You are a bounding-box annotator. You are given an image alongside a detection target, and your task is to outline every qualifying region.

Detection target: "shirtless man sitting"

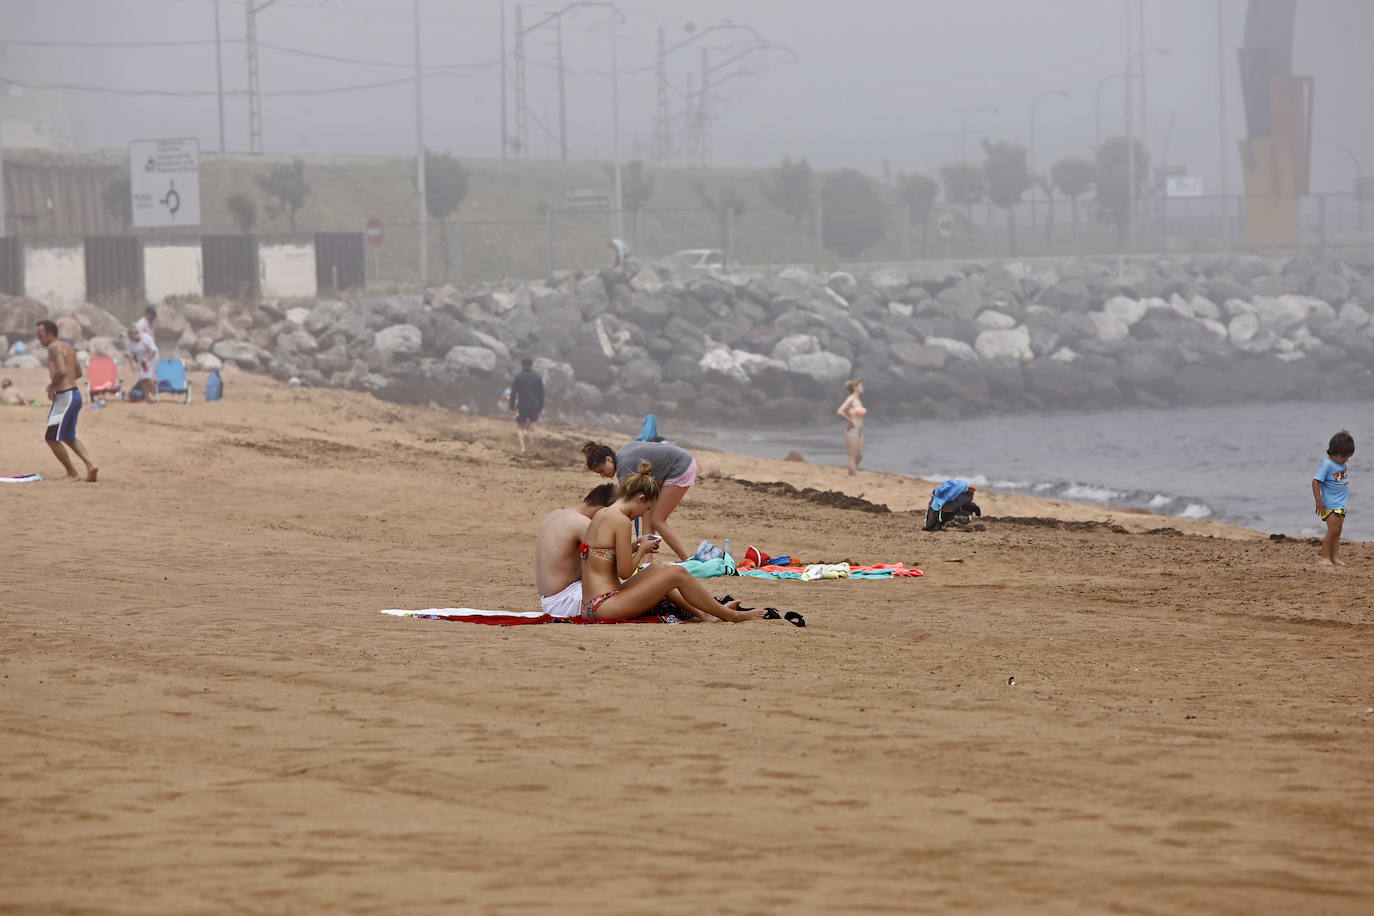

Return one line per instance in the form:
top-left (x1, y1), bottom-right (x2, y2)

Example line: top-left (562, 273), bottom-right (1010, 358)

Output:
top-left (37, 320), bottom-right (98, 482)
top-left (534, 483), bottom-right (618, 617)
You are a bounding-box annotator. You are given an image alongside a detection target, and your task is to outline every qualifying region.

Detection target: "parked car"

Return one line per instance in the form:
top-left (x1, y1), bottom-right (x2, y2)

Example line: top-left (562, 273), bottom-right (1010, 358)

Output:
top-left (666, 248), bottom-right (728, 271)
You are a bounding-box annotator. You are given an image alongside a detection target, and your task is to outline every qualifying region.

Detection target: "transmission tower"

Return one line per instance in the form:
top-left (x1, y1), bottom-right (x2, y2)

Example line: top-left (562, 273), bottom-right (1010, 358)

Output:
top-left (247, 4), bottom-right (262, 153)
top-left (514, 5), bottom-right (528, 157)
top-left (655, 28), bottom-right (670, 165)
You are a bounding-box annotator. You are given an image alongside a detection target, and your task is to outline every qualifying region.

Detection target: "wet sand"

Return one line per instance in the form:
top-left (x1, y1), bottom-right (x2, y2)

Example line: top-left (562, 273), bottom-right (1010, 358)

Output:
top-left (1, 367), bottom-right (1371, 913)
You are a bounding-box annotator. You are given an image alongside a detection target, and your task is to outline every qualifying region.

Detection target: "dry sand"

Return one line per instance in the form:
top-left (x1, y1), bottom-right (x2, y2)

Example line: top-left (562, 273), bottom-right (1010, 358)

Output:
top-left (1, 366), bottom-right (1371, 914)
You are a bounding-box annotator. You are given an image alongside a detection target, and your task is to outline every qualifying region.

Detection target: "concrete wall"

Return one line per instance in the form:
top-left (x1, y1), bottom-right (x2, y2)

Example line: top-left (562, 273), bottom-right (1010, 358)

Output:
top-left (259, 241), bottom-right (317, 299)
top-left (144, 242), bottom-right (202, 303)
top-left (24, 242), bottom-right (86, 306)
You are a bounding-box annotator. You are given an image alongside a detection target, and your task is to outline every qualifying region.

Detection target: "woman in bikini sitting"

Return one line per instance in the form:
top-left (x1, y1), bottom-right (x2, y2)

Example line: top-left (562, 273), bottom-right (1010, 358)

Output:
top-left (837, 377), bottom-right (866, 476)
top-left (579, 460), bottom-right (767, 623)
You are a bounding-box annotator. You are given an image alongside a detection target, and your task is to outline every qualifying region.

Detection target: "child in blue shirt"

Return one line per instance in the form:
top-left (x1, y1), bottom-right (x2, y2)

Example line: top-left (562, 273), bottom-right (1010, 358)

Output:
top-left (1312, 429), bottom-right (1355, 567)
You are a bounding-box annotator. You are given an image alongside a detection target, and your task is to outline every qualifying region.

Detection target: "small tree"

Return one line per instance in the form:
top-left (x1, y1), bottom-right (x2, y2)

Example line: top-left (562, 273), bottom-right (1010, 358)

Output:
top-left (425, 150), bottom-right (469, 280)
top-left (982, 139), bottom-right (1030, 255)
top-left (1050, 156), bottom-right (1096, 252)
top-left (939, 162), bottom-right (986, 221)
top-left (895, 172), bottom-right (938, 256)
top-left (102, 174), bottom-right (132, 229)
top-left (761, 156), bottom-right (814, 229)
top-left (691, 179), bottom-right (748, 254)
top-left (255, 157), bottom-right (311, 230)
top-left (605, 159), bottom-right (655, 214)
top-left (1094, 135), bottom-right (1149, 243)
top-left (820, 169), bottom-right (888, 258)
top-left (226, 192), bottom-right (257, 234)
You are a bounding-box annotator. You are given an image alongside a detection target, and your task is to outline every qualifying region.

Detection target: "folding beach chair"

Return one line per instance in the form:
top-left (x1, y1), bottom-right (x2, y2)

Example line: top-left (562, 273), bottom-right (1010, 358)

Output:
top-left (85, 355), bottom-right (122, 402)
top-left (156, 358), bottom-right (193, 405)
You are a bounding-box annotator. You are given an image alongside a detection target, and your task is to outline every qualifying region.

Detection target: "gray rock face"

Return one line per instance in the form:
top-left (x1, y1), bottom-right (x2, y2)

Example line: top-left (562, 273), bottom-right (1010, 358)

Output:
top-left (6, 250), bottom-right (1374, 422)
top-left (444, 345), bottom-right (497, 373)
top-left (372, 324), bottom-right (423, 358)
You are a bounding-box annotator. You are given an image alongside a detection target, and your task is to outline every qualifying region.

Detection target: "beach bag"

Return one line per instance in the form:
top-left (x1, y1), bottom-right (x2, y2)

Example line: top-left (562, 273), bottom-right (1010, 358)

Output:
top-left (205, 369), bottom-right (223, 402)
top-left (923, 480), bottom-right (981, 531)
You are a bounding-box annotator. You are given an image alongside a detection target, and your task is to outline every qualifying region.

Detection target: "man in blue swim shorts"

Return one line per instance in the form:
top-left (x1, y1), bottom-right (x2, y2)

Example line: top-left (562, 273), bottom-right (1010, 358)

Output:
top-left (37, 320), bottom-right (98, 483)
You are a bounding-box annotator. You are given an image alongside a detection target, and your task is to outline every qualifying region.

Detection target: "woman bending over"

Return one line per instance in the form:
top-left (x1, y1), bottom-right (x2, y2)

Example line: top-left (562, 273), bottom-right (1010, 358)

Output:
top-left (583, 439), bottom-right (697, 561)
top-left (579, 460), bottom-right (765, 622)
top-left (836, 377), bottom-right (866, 476)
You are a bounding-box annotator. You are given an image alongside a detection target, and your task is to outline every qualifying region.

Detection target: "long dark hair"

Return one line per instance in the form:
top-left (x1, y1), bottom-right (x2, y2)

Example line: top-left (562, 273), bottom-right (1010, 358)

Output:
top-left (581, 440), bottom-right (616, 471)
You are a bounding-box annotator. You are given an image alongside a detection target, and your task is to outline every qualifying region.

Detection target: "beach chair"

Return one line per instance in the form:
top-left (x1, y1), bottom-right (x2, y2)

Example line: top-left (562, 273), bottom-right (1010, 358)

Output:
top-left (85, 355), bottom-right (122, 402)
top-left (156, 358), bottom-right (193, 405)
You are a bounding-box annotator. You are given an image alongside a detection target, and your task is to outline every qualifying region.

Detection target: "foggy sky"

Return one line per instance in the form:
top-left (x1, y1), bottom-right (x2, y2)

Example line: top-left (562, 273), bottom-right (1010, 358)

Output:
top-left (2, 0), bottom-right (1371, 195)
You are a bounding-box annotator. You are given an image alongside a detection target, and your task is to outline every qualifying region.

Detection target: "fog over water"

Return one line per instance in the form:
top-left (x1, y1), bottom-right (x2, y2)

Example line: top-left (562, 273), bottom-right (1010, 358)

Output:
top-left (1, 0), bottom-right (1371, 194)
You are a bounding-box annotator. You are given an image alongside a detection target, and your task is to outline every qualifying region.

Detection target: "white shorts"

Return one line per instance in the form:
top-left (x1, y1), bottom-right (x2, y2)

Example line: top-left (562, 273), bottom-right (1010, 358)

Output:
top-left (540, 579), bottom-right (583, 618)
top-left (137, 359), bottom-right (157, 382)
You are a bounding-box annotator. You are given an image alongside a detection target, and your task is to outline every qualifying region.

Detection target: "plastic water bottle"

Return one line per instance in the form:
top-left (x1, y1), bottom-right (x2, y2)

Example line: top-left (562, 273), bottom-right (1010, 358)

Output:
top-left (723, 537), bottom-right (731, 560)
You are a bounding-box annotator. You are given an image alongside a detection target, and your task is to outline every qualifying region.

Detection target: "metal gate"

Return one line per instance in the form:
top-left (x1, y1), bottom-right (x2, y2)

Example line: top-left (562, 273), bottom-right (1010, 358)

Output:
top-left (0, 237), bottom-right (22, 296)
top-left (314, 232), bottom-right (365, 291)
top-left (202, 235), bottom-right (260, 299)
top-left (84, 235), bottom-right (144, 303)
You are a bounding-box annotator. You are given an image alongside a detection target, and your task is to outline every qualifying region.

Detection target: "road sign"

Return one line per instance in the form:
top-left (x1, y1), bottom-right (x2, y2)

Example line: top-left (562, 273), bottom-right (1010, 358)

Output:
top-left (936, 211), bottom-right (956, 238)
top-left (129, 138), bottom-right (201, 228)
top-left (365, 217), bottom-right (384, 247)
top-left (1166, 176), bottom-right (1204, 198)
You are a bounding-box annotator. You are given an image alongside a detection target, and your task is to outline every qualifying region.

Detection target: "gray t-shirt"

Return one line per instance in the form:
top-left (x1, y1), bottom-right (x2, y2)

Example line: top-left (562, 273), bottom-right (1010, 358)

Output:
top-left (615, 440), bottom-right (693, 483)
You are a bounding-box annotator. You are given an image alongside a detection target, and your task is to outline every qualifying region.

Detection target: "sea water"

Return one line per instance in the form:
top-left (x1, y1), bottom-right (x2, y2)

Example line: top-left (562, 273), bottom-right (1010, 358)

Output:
top-left (691, 400), bottom-right (1371, 542)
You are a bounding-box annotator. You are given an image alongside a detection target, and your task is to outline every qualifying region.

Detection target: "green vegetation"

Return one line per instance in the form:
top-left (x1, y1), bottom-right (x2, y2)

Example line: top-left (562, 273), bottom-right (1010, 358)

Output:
top-left (819, 169), bottom-right (887, 258)
top-left (227, 192), bottom-right (258, 234)
top-left (256, 157), bottom-right (312, 230)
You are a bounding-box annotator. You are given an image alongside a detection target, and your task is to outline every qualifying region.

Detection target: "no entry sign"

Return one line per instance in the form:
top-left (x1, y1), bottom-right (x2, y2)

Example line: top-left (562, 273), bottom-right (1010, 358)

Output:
top-left (365, 217), bottom-right (384, 247)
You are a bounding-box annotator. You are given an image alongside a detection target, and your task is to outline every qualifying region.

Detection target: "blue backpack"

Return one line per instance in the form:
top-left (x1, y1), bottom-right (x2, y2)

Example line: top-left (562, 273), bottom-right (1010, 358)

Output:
top-left (205, 369), bottom-right (223, 402)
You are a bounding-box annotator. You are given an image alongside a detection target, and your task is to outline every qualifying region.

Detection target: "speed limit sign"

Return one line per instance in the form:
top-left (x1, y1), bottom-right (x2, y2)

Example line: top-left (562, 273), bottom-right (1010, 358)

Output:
top-left (936, 211), bottom-right (955, 238)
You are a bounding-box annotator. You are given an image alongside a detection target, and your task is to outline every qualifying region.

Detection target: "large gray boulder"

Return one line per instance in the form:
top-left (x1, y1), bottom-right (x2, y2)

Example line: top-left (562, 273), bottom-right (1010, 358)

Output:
top-left (974, 326), bottom-right (1033, 362)
top-left (0, 297), bottom-right (48, 339)
top-left (1037, 277), bottom-right (1091, 312)
top-left (180, 302), bottom-right (219, 329)
top-left (444, 345), bottom-right (497, 373)
top-left (372, 324), bottom-right (423, 358)
top-left (211, 339), bottom-right (263, 368)
top-left (785, 350), bottom-right (852, 385)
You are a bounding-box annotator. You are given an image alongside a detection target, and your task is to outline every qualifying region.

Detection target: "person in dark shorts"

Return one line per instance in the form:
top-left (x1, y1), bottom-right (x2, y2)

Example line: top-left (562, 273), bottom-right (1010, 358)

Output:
top-left (510, 357), bottom-right (544, 453)
top-left (36, 320), bottom-right (98, 482)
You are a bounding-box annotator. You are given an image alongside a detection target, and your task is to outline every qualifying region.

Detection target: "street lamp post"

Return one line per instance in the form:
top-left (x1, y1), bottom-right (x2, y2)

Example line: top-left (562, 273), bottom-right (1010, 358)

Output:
top-left (1323, 138), bottom-right (1366, 232)
top-left (961, 105), bottom-right (997, 165)
top-left (414, 0), bottom-right (427, 283)
top-left (1095, 72), bottom-right (1125, 152)
top-left (1030, 89), bottom-right (1070, 232)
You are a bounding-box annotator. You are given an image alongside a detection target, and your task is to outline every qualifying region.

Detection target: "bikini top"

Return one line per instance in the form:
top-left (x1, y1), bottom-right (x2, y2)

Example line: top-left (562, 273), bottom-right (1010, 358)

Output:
top-left (850, 406), bottom-right (867, 416)
top-left (579, 541), bottom-right (616, 562)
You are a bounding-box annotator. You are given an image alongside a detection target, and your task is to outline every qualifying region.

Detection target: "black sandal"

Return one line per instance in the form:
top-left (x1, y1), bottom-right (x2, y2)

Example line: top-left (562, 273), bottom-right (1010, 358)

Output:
top-left (717, 594), bottom-right (756, 611)
top-left (783, 611), bottom-right (806, 628)
top-left (763, 608), bottom-right (782, 620)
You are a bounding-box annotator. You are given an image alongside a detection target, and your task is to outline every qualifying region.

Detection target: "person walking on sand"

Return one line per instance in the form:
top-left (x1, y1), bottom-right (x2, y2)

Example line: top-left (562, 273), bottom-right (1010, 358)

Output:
top-left (1313, 429), bottom-right (1354, 567)
top-left (534, 483), bottom-right (617, 617)
top-left (583, 438), bottom-right (698, 562)
top-left (836, 377), bottom-right (866, 476)
top-left (510, 357), bottom-right (544, 453)
top-left (578, 460), bottom-right (765, 622)
top-left (125, 326), bottom-right (159, 403)
top-left (36, 320), bottom-right (97, 482)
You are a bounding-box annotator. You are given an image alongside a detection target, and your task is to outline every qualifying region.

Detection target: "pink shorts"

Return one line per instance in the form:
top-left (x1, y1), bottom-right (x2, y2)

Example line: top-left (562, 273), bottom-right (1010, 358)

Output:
top-left (663, 458), bottom-right (697, 489)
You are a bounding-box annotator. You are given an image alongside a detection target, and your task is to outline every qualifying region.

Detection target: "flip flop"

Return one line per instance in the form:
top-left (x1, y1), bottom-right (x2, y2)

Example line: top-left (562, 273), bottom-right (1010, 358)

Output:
top-left (717, 594), bottom-right (756, 611)
top-left (783, 611), bottom-right (806, 628)
top-left (762, 608), bottom-right (782, 620)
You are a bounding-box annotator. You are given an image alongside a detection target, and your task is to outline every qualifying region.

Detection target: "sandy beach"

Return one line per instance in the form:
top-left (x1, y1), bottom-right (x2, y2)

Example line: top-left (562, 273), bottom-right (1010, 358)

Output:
top-left (1, 366), bottom-right (1371, 914)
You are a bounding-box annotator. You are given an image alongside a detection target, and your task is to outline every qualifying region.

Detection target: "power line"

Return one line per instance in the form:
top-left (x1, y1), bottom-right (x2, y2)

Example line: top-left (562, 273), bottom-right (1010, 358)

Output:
top-left (0, 68), bottom-right (495, 99)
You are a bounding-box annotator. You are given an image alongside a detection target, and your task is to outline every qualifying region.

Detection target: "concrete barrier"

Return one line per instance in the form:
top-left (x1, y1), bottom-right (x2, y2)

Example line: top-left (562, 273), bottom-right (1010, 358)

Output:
top-left (260, 240), bottom-right (317, 299)
top-left (144, 242), bottom-right (203, 303)
top-left (24, 242), bottom-right (86, 306)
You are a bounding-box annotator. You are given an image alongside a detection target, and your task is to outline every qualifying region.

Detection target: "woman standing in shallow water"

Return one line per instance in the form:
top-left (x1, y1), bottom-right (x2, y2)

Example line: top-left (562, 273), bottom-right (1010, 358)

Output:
top-left (836, 378), bottom-right (865, 476)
